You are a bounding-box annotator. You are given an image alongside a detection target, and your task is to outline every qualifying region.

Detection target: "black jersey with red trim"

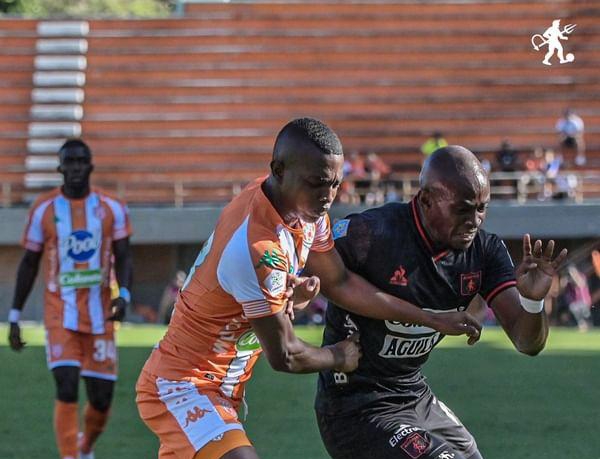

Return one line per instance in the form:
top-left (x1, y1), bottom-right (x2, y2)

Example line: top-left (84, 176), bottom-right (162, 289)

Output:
top-left (315, 198), bottom-right (516, 415)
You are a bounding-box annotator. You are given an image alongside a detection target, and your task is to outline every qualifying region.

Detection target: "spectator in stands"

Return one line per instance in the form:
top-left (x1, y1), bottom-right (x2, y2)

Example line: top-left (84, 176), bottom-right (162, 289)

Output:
top-left (365, 152), bottom-right (391, 180)
top-left (420, 131), bottom-right (448, 159)
top-left (337, 151), bottom-right (365, 204)
top-left (522, 147), bottom-right (547, 200)
top-left (364, 152), bottom-right (391, 206)
top-left (541, 149), bottom-right (577, 200)
top-left (556, 108), bottom-right (586, 166)
top-left (495, 140), bottom-right (521, 199)
top-left (496, 139), bottom-right (520, 172)
top-left (157, 270), bottom-right (186, 324)
top-left (564, 265), bottom-right (592, 331)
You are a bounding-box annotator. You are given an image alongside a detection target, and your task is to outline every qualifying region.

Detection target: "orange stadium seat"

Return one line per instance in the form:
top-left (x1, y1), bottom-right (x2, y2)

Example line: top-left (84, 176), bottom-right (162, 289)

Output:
top-left (0, 2), bottom-right (598, 204)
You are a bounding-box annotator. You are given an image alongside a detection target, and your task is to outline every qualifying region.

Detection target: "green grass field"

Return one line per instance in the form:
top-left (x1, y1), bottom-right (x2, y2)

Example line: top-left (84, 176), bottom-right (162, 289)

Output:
top-left (1, 324), bottom-right (599, 459)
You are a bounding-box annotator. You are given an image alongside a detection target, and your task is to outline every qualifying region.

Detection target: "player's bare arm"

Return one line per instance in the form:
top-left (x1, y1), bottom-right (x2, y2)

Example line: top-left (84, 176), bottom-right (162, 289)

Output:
top-left (7, 249), bottom-right (42, 351)
top-left (108, 236), bottom-right (133, 322)
top-left (305, 248), bottom-right (482, 343)
top-left (249, 311), bottom-right (361, 374)
top-left (491, 234), bottom-right (568, 355)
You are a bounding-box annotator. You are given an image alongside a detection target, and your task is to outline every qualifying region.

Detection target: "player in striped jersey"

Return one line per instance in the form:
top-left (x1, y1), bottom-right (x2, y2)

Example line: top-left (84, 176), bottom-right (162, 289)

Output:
top-left (7, 139), bottom-right (133, 459)
top-left (135, 118), bottom-right (481, 459)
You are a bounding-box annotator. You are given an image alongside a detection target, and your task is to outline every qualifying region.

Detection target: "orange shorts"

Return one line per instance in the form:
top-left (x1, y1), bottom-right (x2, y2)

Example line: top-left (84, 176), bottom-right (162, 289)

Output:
top-left (136, 368), bottom-right (251, 459)
top-left (45, 327), bottom-right (118, 381)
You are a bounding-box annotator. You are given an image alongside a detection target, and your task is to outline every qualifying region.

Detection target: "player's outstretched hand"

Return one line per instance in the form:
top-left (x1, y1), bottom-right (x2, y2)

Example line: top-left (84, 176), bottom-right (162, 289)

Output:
top-left (284, 274), bottom-right (320, 320)
top-left (430, 311), bottom-right (482, 345)
top-left (8, 322), bottom-right (26, 351)
top-left (516, 234), bottom-right (568, 301)
top-left (108, 297), bottom-right (127, 322)
top-left (331, 333), bottom-right (362, 373)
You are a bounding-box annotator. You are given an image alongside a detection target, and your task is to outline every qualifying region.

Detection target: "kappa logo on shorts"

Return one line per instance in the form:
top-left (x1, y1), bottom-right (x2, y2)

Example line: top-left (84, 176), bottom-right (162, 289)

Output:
top-left (460, 271), bottom-right (481, 296)
top-left (437, 452), bottom-right (455, 459)
top-left (183, 406), bottom-right (212, 428)
top-left (401, 432), bottom-right (430, 458)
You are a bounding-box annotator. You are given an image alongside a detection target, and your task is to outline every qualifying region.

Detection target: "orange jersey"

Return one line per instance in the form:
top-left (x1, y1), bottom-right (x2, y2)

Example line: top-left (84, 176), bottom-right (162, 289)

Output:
top-left (145, 177), bottom-right (333, 406)
top-left (22, 187), bottom-right (132, 334)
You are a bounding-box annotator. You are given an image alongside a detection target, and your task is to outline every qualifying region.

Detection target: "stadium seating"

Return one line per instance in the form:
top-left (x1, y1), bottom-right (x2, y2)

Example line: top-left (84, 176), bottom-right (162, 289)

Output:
top-left (0, 1), bottom-right (599, 204)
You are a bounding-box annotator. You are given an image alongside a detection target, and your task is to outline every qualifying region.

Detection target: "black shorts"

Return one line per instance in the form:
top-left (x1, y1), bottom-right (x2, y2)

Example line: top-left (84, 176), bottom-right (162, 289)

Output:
top-left (316, 389), bottom-right (481, 459)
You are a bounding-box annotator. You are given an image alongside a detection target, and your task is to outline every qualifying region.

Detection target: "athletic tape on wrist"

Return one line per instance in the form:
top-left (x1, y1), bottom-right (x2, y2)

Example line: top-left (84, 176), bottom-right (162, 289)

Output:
top-left (518, 293), bottom-right (544, 313)
top-left (119, 287), bottom-right (131, 303)
top-left (8, 309), bottom-right (21, 323)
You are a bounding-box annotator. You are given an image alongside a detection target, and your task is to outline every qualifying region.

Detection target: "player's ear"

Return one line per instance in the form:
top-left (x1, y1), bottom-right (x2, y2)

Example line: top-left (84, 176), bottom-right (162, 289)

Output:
top-left (270, 159), bottom-right (284, 183)
top-left (419, 188), bottom-right (432, 208)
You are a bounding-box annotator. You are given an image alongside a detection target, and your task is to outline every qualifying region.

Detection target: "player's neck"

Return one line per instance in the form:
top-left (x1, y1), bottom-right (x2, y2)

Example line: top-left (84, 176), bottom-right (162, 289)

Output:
top-left (61, 183), bottom-right (90, 200)
top-left (415, 199), bottom-right (447, 252)
top-left (262, 177), bottom-right (301, 227)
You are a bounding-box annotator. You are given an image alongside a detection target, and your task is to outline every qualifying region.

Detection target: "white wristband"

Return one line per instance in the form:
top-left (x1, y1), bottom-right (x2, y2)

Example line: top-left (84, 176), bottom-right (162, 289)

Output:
top-left (519, 293), bottom-right (544, 313)
top-left (8, 308), bottom-right (21, 323)
top-left (119, 287), bottom-right (131, 303)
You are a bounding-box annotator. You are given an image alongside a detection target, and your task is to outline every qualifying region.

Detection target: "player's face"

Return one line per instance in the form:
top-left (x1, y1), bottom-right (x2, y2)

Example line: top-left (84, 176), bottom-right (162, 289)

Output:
top-left (427, 184), bottom-right (490, 250)
top-left (281, 151), bottom-right (344, 223)
top-left (58, 146), bottom-right (93, 188)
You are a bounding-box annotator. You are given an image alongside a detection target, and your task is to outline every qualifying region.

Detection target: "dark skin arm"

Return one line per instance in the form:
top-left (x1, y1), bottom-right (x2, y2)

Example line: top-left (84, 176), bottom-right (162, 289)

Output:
top-left (492, 235), bottom-right (567, 356)
top-left (305, 248), bottom-right (481, 343)
top-left (108, 237), bottom-right (133, 321)
top-left (249, 310), bottom-right (361, 374)
top-left (8, 249), bottom-right (42, 351)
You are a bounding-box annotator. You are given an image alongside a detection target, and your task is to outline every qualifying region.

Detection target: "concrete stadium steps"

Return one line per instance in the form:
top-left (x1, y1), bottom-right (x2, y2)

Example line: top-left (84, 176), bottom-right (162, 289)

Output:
top-left (75, 115), bottom-right (600, 130)
top-left (83, 50), bottom-right (600, 68)
top-left (181, 1), bottom-right (595, 17)
top-left (80, 99), bottom-right (600, 119)
top-left (81, 83), bottom-right (597, 101)
top-left (78, 131), bottom-right (600, 159)
top-left (83, 67), bottom-right (600, 82)
top-left (1, 2), bottom-right (599, 203)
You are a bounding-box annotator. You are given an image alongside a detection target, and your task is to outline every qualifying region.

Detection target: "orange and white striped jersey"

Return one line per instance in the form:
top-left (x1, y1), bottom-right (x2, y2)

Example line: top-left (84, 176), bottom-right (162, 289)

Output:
top-left (145, 177), bottom-right (333, 406)
top-left (22, 187), bottom-right (132, 334)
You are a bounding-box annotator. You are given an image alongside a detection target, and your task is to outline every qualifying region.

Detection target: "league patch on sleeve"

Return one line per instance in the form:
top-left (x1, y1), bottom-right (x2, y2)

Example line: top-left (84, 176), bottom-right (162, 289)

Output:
top-left (263, 269), bottom-right (287, 296)
top-left (332, 219), bottom-right (350, 240)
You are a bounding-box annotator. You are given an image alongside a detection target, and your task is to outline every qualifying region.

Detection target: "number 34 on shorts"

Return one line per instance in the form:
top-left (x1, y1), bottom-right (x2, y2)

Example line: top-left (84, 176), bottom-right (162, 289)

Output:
top-left (45, 327), bottom-right (118, 380)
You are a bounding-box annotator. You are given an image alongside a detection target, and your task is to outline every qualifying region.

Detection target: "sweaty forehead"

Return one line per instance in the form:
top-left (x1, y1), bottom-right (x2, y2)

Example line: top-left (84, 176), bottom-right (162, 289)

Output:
top-left (295, 151), bottom-right (343, 179)
top-left (435, 175), bottom-right (490, 204)
top-left (60, 146), bottom-right (90, 161)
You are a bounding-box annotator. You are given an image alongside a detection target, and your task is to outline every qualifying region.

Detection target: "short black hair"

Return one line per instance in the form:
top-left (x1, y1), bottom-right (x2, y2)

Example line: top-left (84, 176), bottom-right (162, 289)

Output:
top-left (274, 117), bottom-right (343, 159)
top-left (58, 138), bottom-right (91, 160)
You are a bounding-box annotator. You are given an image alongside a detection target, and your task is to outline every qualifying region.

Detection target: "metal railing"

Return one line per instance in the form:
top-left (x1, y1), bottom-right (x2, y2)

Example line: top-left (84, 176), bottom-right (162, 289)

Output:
top-left (1, 170), bottom-right (599, 208)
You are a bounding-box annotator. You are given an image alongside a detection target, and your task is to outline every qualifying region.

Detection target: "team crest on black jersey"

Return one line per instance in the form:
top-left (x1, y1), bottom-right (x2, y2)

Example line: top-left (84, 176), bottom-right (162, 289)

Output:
top-left (401, 432), bottom-right (430, 458)
top-left (389, 265), bottom-right (408, 286)
top-left (460, 271), bottom-right (481, 296)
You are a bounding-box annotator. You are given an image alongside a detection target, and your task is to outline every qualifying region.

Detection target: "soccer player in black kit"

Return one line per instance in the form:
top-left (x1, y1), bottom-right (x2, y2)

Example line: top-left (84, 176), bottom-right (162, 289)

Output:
top-left (311, 146), bottom-right (567, 459)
